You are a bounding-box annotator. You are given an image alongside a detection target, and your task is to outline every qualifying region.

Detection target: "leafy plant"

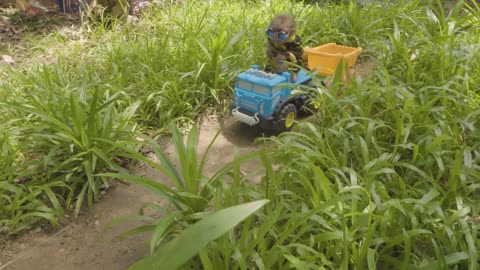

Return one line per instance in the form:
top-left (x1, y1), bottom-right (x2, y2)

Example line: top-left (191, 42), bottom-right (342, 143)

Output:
top-left (0, 109), bottom-right (71, 236)
top-left (128, 199), bottom-right (269, 270)
top-left (101, 123), bottom-right (269, 253)
top-left (0, 181), bottom-right (69, 237)
top-left (1, 66), bottom-right (140, 219)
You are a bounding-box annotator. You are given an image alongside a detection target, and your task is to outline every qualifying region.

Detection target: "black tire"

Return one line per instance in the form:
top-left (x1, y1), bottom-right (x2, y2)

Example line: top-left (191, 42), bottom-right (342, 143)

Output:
top-left (273, 103), bottom-right (297, 133)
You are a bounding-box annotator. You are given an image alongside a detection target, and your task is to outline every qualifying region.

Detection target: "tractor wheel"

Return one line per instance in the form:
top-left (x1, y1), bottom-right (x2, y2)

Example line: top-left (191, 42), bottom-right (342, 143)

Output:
top-left (273, 103), bottom-right (297, 133)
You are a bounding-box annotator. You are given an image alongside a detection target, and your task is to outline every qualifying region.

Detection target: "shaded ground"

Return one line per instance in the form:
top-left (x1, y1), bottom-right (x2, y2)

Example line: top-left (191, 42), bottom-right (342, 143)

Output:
top-left (0, 115), bottom-right (267, 270)
top-left (0, 7), bottom-right (81, 67)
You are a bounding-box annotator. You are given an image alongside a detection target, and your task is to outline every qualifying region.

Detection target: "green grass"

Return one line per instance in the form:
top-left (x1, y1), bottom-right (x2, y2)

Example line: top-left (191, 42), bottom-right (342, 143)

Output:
top-left (129, 199), bottom-right (270, 270)
top-left (116, 0), bottom-right (478, 269)
top-left (1, 0), bottom-right (479, 268)
top-left (100, 123), bottom-right (269, 254)
top-left (0, 66), bottom-right (140, 235)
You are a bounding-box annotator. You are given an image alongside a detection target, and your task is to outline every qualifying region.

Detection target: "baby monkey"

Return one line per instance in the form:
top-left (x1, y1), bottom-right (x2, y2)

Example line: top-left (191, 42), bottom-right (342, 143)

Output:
top-left (265, 14), bottom-right (308, 80)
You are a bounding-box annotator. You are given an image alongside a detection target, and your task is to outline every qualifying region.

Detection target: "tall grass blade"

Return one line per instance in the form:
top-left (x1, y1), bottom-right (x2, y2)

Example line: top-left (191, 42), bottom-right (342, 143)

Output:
top-left (128, 199), bottom-right (269, 270)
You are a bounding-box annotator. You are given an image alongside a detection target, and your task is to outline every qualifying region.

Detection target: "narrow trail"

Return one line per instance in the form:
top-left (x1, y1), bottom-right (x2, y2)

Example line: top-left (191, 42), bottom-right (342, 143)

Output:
top-left (0, 115), bottom-right (268, 270)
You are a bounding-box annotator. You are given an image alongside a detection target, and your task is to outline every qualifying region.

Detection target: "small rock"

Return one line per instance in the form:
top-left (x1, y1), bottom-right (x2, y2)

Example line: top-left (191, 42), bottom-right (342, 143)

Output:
top-left (127, 15), bottom-right (140, 24)
top-left (467, 215), bottom-right (480, 224)
top-left (99, 183), bottom-right (109, 189)
top-left (34, 227), bottom-right (42, 233)
top-left (1, 55), bottom-right (14, 64)
top-left (95, 220), bottom-right (100, 226)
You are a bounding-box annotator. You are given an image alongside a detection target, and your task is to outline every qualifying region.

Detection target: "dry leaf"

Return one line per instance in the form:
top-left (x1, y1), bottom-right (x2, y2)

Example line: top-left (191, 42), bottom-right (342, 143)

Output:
top-left (1, 55), bottom-right (14, 63)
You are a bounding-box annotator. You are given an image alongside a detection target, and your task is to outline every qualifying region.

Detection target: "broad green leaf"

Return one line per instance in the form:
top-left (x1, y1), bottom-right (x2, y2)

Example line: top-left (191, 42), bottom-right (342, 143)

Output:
top-left (128, 199), bottom-right (269, 270)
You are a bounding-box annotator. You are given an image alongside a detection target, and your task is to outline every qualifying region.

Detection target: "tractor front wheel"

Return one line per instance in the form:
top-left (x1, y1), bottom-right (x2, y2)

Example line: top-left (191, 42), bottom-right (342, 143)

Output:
top-left (273, 103), bottom-right (297, 133)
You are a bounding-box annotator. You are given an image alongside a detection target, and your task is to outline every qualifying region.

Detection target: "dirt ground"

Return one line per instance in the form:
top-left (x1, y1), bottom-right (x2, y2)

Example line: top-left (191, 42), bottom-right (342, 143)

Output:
top-left (0, 115), bottom-right (271, 270)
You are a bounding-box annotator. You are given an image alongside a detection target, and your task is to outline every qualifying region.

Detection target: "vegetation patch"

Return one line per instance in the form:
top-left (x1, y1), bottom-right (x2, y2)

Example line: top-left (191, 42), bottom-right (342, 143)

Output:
top-left (0, 0), bottom-right (479, 268)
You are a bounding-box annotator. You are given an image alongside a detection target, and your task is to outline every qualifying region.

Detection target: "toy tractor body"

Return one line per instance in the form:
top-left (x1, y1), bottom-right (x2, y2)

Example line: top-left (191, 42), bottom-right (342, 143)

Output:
top-left (231, 43), bottom-right (363, 132)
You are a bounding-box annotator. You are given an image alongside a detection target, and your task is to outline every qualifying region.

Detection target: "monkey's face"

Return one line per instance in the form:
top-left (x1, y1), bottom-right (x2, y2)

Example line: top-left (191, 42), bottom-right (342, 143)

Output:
top-left (267, 14), bottom-right (296, 46)
top-left (266, 28), bottom-right (290, 46)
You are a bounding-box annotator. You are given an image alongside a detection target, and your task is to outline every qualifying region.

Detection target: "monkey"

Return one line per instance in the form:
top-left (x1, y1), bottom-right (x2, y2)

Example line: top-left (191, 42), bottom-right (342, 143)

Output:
top-left (265, 14), bottom-right (308, 81)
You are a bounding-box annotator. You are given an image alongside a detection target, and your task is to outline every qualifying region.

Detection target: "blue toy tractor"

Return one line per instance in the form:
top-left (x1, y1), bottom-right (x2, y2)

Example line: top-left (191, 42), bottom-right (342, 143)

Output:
top-left (230, 65), bottom-right (317, 133)
top-left (231, 43), bottom-right (363, 132)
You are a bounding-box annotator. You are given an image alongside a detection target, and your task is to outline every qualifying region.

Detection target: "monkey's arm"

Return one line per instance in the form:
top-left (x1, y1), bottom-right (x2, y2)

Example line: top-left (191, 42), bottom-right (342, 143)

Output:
top-left (282, 35), bottom-right (307, 70)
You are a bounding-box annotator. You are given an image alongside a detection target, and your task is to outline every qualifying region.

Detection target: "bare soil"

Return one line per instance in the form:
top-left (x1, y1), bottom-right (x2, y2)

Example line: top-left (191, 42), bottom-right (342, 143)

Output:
top-left (0, 115), bottom-right (270, 270)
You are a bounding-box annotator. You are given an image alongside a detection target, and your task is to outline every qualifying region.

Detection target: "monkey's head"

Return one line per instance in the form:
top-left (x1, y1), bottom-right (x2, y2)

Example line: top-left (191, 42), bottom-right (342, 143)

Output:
top-left (266, 14), bottom-right (297, 46)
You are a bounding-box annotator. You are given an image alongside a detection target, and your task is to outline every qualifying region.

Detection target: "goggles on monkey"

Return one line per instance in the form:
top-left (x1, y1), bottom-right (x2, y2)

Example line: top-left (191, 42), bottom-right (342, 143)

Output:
top-left (266, 28), bottom-right (288, 41)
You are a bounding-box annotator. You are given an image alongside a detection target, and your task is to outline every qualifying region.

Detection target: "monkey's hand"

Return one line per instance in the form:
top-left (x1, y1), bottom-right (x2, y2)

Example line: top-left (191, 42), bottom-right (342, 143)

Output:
top-left (266, 46), bottom-right (278, 58)
top-left (272, 54), bottom-right (288, 74)
top-left (285, 52), bottom-right (297, 64)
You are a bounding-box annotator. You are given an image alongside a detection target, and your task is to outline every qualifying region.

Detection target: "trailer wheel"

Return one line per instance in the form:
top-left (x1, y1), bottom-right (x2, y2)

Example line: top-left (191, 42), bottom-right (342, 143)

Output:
top-left (273, 103), bottom-right (297, 133)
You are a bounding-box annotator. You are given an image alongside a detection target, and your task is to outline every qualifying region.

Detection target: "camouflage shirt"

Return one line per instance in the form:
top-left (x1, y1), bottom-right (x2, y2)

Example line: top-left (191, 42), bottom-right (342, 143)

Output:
top-left (266, 34), bottom-right (308, 73)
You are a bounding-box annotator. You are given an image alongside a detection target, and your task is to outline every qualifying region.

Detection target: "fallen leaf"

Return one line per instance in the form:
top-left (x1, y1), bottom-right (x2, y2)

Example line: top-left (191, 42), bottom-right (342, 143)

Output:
top-left (0, 55), bottom-right (14, 62)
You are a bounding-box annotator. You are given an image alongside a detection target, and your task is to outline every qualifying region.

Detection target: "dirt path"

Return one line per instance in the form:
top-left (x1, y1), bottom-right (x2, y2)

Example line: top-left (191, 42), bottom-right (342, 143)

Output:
top-left (0, 115), bottom-right (268, 270)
